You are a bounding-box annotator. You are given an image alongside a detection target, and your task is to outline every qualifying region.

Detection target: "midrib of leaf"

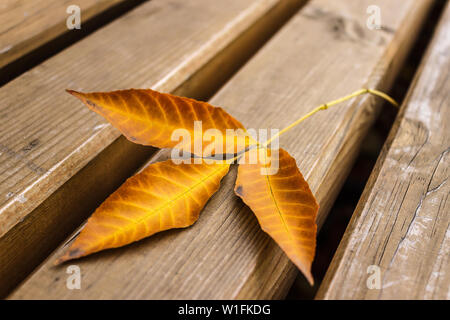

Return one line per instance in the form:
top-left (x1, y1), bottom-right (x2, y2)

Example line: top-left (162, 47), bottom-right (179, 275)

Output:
top-left (262, 151), bottom-right (294, 243)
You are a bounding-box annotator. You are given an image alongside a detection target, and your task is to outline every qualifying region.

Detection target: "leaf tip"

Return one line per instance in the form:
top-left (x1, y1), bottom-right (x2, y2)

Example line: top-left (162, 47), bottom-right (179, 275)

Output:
top-left (66, 89), bottom-right (83, 99)
top-left (65, 88), bottom-right (76, 94)
top-left (66, 89), bottom-right (87, 104)
top-left (53, 257), bottom-right (65, 266)
top-left (305, 272), bottom-right (314, 286)
top-left (54, 248), bottom-right (84, 265)
top-left (66, 89), bottom-right (99, 110)
top-left (293, 259), bottom-right (314, 286)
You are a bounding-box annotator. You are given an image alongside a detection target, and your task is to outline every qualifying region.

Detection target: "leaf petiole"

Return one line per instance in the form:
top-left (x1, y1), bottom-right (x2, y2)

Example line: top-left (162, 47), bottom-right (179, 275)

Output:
top-left (262, 88), bottom-right (398, 148)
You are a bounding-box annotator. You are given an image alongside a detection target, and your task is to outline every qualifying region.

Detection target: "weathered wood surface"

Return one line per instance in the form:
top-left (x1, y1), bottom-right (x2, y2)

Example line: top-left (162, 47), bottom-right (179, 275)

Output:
top-left (317, 1), bottom-right (450, 300)
top-left (9, 0), bottom-right (434, 299)
top-left (0, 0), bottom-right (127, 68)
top-left (0, 0), bottom-right (305, 297)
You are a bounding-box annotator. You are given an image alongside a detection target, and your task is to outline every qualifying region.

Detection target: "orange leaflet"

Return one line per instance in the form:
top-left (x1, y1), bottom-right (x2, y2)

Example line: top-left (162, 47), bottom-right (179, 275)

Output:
top-left (67, 89), bottom-right (250, 157)
top-left (57, 159), bottom-right (230, 264)
top-left (234, 148), bottom-right (319, 284)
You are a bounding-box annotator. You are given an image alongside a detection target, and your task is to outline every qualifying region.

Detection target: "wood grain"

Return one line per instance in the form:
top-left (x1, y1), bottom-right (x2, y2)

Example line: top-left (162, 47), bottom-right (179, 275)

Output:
top-left (317, 1), bottom-right (450, 300)
top-left (0, 0), bottom-right (305, 297)
top-left (9, 0), bottom-right (434, 299)
top-left (0, 0), bottom-right (126, 68)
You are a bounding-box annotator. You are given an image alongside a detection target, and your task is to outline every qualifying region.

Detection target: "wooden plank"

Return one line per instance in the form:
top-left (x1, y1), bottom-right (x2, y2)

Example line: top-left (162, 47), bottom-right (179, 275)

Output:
top-left (9, 0), bottom-right (434, 299)
top-left (317, 1), bottom-right (450, 300)
top-left (0, 0), bottom-right (305, 297)
top-left (0, 0), bottom-right (128, 69)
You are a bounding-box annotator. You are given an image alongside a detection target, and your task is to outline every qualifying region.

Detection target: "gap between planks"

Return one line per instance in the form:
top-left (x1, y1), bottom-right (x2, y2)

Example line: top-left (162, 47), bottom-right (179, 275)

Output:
top-left (0, 0), bottom-right (148, 84)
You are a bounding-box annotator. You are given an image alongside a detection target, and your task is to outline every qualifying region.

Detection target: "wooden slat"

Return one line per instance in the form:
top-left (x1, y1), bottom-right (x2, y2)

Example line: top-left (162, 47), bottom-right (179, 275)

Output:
top-left (317, 1), bottom-right (450, 300)
top-left (0, 0), bottom-right (305, 297)
top-left (0, 0), bottom-right (128, 68)
top-left (9, 0), bottom-right (434, 299)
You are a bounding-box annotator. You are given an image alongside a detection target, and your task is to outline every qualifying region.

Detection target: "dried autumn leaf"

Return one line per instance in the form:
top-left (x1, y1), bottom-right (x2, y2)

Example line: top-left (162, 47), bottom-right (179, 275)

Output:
top-left (57, 159), bottom-right (230, 264)
top-left (67, 88), bottom-right (251, 156)
top-left (234, 148), bottom-right (319, 284)
top-left (57, 86), bottom-right (396, 285)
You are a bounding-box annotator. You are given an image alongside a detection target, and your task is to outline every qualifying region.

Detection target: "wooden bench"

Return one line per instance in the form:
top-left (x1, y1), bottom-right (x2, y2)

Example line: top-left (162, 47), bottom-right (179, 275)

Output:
top-left (1, 0), bottom-right (445, 299)
top-left (317, 1), bottom-right (450, 300)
